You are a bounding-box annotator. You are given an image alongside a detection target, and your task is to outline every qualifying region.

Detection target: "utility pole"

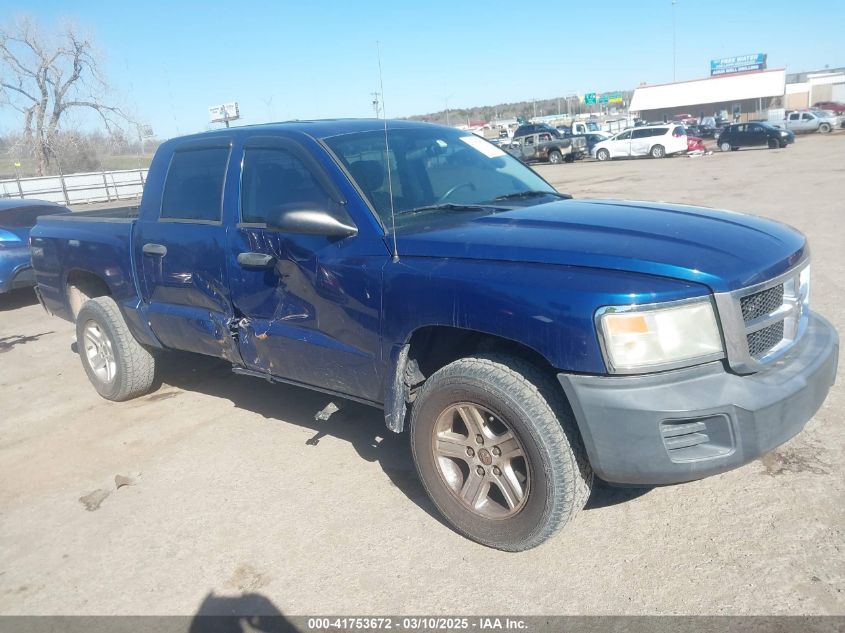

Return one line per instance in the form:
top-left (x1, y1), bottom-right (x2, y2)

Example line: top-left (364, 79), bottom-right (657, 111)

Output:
top-left (672, 0), bottom-right (677, 82)
top-left (444, 93), bottom-right (454, 126)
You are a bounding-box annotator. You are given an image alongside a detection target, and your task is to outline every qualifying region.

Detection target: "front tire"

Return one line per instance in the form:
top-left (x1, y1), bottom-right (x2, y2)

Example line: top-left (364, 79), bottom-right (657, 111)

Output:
top-left (768, 138), bottom-right (779, 149)
top-left (596, 148), bottom-right (610, 161)
top-left (76, 296), bottom-right (156, 401)
top-left (649, 144), bottom-right (666, 158)
top-left (410, 355), bottom-right (592, 551)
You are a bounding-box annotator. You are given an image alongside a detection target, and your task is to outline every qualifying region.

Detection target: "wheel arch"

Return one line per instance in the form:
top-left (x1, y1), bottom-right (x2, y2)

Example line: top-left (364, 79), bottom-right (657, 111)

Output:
top-left (383, 324), bottom-right (557, 433)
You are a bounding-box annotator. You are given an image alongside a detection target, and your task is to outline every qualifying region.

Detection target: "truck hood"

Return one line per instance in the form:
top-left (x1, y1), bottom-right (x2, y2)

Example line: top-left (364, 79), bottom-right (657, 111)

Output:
top-left (394, 199), bottom-right (806, 292)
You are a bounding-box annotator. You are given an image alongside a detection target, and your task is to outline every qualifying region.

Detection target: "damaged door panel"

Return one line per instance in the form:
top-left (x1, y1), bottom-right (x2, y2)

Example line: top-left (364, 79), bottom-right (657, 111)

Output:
top-left (226, 139), bottom-right (387, 402)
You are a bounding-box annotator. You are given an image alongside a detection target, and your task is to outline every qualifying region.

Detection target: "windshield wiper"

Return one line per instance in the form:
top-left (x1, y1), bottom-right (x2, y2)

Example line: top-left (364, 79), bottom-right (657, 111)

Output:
top-left (399, 203), bottom-right (504, 216)
top-left (494, 190), bottom-right (572, 201)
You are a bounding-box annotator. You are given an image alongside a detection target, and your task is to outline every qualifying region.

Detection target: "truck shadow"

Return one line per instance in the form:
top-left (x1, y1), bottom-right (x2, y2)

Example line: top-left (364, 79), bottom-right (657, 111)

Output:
top-left (152, 352), bottom-right (648, 526)
top-left (0, 288), bottom-right (39, 312)
top-left (152, 351), bottom-right (443, 524)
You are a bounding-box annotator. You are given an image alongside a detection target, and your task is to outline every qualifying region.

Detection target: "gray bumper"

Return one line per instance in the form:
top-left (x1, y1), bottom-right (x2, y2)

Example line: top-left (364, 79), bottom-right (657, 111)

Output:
top-left (558, 312), bottom-right (838, 485)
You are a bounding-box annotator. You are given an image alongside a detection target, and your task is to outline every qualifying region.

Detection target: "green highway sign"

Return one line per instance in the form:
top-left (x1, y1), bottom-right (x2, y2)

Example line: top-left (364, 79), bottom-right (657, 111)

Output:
top-left (584, 92), bottom-right (596, 105)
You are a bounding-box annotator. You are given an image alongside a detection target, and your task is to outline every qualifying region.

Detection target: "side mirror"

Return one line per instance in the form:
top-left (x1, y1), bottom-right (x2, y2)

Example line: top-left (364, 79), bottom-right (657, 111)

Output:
top-left (266, 207), bottom-right (357, 238)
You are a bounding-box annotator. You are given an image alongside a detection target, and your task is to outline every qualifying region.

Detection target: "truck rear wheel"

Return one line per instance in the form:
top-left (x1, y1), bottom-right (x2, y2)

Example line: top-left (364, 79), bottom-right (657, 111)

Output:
top-left (548, 150), bottom-right (563, 164)
top-left (76, 296), bottom-right (156, 401)
top-left (720, 141), bottom-right (732, 152)
top-left (410, 355), bottom-right (592, 551)
top-left (819, 123), bottom-right (831, 133)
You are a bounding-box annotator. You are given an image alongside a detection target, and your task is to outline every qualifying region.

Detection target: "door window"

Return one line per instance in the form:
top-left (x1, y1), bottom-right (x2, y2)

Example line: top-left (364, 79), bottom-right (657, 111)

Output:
top-left (615, 130), bottom-right (632, 140)
top-left (240, 148), bottom-right (333, 225)
top-left (801, 113), bottom-right (813, 120)
top-left (161, 147), bottom-right (230, 222)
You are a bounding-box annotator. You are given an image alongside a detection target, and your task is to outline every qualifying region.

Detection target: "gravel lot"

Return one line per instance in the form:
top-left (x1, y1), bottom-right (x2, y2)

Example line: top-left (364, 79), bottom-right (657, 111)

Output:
top-left (1, 133), bottom-right (843, 616)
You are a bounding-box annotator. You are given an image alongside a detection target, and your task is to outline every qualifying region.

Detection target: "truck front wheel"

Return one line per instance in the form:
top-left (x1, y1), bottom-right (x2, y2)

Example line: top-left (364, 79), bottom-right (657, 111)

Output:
top-left (76, 296), bottom-right (156, 401)
top-left (410, 355), bottom-right (592, 551)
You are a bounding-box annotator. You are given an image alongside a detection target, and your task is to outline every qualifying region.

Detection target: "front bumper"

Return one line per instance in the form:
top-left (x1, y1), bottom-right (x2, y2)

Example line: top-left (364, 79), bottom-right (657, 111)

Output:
top-left (558, 312), bottom-right (838, 485)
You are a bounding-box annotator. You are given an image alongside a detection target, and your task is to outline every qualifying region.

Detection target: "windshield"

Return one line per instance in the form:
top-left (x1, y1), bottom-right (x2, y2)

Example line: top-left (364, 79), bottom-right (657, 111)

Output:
top-left (324, 127), bottom-right (558, 228)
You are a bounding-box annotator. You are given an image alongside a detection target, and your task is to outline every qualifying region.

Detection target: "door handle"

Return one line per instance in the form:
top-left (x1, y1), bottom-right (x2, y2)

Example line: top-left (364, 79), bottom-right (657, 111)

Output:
top-left (237, 252), bottom-right (275, 269)
top-left (142, 243), bottom-right (167, 257)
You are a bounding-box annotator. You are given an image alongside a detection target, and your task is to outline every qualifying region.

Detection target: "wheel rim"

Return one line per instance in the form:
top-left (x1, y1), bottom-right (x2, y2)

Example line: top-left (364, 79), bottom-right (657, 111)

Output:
top-left (721, 143), bottom-right (730, 152)
top-left (653, 146), bottom-right (664, 157)
top-left (598, 150), bottom-right (608, 161)
top-left (431, 403), bottom-right (530, 519)
top-left (83, 321), bottom-right (116, 384)
top-left (550, 152), bottom-right (561, 163)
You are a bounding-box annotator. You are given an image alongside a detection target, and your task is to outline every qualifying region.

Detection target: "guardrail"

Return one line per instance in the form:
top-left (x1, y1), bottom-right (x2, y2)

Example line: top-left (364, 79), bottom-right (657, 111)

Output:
top-left (0, 168), bottom-right (148, 205)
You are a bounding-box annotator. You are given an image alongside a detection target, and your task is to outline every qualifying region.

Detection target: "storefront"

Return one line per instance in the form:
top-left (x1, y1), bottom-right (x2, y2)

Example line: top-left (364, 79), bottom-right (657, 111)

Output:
top-left (629, 69), bottom-right (786, 123)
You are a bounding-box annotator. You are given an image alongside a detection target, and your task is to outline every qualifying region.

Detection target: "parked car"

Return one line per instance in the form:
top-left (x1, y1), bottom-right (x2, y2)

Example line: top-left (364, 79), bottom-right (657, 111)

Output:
top-left (593, 124), bottom-right (687, 160)
top-left (687, 136), bottom-right (706, 152)
top-left (717, 122), bottom-right (795, 151)
top-left (30, 119), bottom-right (838, 551)
top-left (0, 199), bottom-right (70, 294)
top-left (686, 123), bottom-right (717, 139)
top-left (777, 110), bottom-right (838, 134)
top-left (571, 132), bottom-right (612, 154)
top-left (512, 123), bottom-right (565, 139)
top-left (671, 113), bottom-right (697, 125)
top-left (812, 101), bottom-right (845, 115)
top-left (506, 131), bottom-right (587, 164)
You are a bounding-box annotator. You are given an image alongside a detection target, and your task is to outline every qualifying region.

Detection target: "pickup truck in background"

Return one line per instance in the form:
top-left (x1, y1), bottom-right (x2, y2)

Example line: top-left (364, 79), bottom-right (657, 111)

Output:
top-left (772, 110), bottom-right (839, 134)
top-left (31, 119), bottom-right (838, 551)
top-left (506, 131), bottom-right (587, 164)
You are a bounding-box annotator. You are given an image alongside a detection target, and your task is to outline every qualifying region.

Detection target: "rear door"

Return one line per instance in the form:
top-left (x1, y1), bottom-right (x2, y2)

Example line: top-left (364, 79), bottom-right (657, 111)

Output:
top-left (521, 134), bottom-right (537, 160)
top-left (135, 136), bottom-right (241, 361)
top-left (227, 135), bottom-right (386, 401)
top-left (629, 128), bottom-right (653, 156)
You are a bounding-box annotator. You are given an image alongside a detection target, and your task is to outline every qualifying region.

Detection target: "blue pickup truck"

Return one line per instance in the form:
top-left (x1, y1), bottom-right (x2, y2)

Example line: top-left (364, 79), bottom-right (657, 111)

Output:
top-left (31, 120), bottom-right (838, 551)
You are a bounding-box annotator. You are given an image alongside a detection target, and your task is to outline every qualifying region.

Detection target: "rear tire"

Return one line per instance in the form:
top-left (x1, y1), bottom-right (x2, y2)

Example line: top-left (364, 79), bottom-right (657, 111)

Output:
top-left (649, 144), bottom-right (666, 158)
top-left (548, 150), bottom-right (563, 164)
top-left (410, 355), bottom-right (593, 551)
top-left (819, 123), bottom-right (831, 133)
top-left (596, 148), bottom-right (610, 161)
top-left (720, 141), bottom-right (732, 152)
top-left (76, 296), bottom-right (156, 401)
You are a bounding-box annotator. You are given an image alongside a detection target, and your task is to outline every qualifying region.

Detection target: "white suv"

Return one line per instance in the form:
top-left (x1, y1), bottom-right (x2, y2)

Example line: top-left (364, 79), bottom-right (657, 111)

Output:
top-left (592, 125), bottom-right (687, 161)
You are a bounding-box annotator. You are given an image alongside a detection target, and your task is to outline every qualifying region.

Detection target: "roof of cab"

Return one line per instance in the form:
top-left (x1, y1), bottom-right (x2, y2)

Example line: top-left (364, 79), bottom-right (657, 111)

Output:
top-left (161, 118), bottom-right (446, 146)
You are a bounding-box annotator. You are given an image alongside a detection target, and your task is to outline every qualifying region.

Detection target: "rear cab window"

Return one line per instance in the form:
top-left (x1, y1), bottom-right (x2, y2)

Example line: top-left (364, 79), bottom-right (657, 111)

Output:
top-left (161, 147), bottom-right (231, 222)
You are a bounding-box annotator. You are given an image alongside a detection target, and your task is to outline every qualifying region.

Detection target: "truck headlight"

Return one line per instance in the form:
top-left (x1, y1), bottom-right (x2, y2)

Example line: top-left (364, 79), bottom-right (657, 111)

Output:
top-left (597, 298), bottom-right (723, 373)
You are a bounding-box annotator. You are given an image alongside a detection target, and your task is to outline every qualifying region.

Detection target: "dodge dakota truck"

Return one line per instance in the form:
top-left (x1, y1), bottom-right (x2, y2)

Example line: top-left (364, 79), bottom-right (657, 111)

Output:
top-left (31, 120), bottom-right (838, 551)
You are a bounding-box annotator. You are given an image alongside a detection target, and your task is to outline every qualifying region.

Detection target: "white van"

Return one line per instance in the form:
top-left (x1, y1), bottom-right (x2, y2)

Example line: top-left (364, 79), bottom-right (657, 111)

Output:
top-left (592, 125), bottom-right (688, 161)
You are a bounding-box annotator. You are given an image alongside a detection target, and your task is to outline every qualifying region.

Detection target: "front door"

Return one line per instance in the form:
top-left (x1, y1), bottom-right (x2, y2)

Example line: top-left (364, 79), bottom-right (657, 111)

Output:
top-left (227, 136), bottom-right (387, 402)
top-left (747, 123), bottom-right (767, 146)
top-left (135, 136), bottom-right (241, 362)
top-left (611, 129), bottom-right (632, 157)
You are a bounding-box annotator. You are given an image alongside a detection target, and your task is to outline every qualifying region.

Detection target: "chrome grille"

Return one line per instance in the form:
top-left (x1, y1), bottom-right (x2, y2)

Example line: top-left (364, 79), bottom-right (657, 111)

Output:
top-left (741, 285), bottom-right (784, 322)
top-left (714, 260), bottom-right (810, 374)
top-left (747, 321), bottom-right (785, 358)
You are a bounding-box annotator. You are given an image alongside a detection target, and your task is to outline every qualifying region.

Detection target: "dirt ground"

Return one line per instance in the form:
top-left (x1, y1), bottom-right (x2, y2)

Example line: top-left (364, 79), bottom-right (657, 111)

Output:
top-left (1, 133), bottom-right (843, 617)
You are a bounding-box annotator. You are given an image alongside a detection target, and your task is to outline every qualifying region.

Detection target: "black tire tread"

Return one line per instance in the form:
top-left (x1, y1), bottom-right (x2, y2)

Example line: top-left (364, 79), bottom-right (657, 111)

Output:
top-left (410, 354), bottom-right (593, 551)
top-left (76, 296), bottom-right (156, 401)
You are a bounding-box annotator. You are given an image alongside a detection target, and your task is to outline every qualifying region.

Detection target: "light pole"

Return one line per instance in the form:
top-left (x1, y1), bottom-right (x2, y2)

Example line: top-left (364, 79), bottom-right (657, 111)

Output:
top-left (672, 0), bottom-right (677, 82)
top-left (444, 93), bottom-right (454, 126)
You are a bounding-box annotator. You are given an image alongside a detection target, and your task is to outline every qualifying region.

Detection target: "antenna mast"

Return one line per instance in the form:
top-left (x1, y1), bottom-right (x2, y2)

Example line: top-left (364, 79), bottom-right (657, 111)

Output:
top-left (377, 41), bottom-right (399, 263)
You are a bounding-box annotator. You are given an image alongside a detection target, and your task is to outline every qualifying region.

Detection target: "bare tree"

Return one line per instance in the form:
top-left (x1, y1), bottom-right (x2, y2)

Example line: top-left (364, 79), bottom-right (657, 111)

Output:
top-left (0, 15), bottom-right (130, 175)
